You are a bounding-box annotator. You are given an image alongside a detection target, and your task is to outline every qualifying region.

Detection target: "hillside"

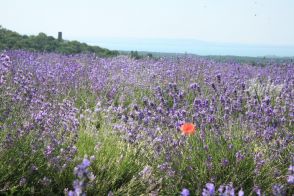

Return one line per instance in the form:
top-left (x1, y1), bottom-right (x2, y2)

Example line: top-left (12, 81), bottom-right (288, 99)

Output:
top-left (0, 26), bottom-right (119, 57)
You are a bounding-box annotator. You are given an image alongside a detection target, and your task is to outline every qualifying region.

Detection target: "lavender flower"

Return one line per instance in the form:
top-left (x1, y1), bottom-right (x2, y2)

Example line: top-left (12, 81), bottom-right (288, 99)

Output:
top-left (202, 183), bottom-right (215, 196)
top-left (181, 188), bottom-right (190, 196)
top-left (272, 184), bottom-right (285, 196)
top-left (221, 159), bottom-right (229, 167)
top-left (19, 177), bottom-right (27, 187)
top-left (287, 175), bottom-right (294, 184)
top-left (218, 183), bottom-right (235, 196)
top-left (285, 164), bottom-right (294, 184)
top-left (235, 151), bottom-right (245, 162)
top-left (69, 158), bottom-right (95, 196)
top-left (238, 189), bottom-right (244, 196)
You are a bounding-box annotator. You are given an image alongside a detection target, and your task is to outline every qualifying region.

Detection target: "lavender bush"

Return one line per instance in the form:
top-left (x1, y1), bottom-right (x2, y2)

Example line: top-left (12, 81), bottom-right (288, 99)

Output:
top-left (0, 50), bottom-right (293, 195)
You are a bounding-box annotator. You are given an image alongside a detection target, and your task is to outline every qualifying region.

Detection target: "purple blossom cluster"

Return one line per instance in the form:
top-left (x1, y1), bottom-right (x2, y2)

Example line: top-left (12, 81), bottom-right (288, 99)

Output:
top-left (183, 181), bottom-right (293, 196)
top-left (182, 182), bottom-right (245, 196)
top-left (107, 59), bottom-right (293, 163)
top-left (0, 51), bottom-right (80, 193)
top-left (99, 56), bottom-right (293, 194)
top-left (287, 164), bottom-right (294, 185)
top-left (31, 99), bottom-right (79, 169)
top-left (0, 54), bottom-right (11, 86)
top-left (68, 158), bottom-right (95, 196)
top-left (0, 50), bottom-right (293, 194)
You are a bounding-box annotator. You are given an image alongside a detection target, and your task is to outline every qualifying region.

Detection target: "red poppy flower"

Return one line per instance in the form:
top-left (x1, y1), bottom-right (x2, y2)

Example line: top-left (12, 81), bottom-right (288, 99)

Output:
top-left (180, 123), bottom-right (196, 135)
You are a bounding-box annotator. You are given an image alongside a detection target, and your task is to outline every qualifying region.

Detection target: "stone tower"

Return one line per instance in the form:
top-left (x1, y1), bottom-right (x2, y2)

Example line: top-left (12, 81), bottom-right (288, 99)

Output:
top-left (58, 32), bottom-right (62, 41)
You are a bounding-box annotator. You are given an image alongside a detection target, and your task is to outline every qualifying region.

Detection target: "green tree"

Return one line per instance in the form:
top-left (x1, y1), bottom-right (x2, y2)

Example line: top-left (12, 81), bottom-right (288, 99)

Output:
top-left (0, 26), bottom-right (118, 57)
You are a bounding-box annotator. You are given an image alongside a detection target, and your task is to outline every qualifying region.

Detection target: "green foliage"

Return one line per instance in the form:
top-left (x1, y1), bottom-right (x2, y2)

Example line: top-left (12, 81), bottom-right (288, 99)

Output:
top-left (0, 131), bottom-right (75, 195)
top-left (147, 53), bottom-right (153, 58)
top-left (76, 110), bottom-right (150, 195)
top-left (0, 26), bottom-right (118, 57)
top-left (130, 50), bottom-right (142, 59)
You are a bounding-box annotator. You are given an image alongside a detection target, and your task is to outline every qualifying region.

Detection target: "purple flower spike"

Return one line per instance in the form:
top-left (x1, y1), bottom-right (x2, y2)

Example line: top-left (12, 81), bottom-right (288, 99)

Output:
top-left (202, 183), bottom-right (215, 196)
top-left (238, 189), bottom-right (244, 196)
top-left (287, 175), bottom-right (294, 184)
top-left (181, 188), bottom-right (190, 196)
top-left (82, 158), bottom-right (91, 168)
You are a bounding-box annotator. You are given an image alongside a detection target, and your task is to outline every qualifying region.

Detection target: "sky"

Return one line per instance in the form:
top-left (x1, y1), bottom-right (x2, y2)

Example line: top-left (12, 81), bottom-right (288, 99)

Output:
top-left (1, 0), bottom-right (294, 56)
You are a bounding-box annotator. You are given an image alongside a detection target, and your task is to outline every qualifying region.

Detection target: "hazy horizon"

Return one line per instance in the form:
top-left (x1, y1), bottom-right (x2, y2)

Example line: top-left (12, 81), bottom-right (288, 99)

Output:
top-left (72, 37), bottom-right (294, 57)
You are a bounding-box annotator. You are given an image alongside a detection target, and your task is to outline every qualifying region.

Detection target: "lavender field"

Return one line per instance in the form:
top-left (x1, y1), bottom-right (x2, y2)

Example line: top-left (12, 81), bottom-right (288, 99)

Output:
top-left (0, 50), bottom-right (293, 195)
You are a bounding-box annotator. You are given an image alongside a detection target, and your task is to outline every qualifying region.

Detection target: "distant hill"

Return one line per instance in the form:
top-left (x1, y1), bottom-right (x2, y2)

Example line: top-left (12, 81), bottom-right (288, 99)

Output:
top-left (0, 26), bottom-right (119, 57)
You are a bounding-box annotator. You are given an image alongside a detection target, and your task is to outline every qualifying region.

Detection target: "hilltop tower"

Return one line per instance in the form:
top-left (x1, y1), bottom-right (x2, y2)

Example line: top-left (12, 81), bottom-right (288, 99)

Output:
top-left (58, 32), bottom-right (62, 41)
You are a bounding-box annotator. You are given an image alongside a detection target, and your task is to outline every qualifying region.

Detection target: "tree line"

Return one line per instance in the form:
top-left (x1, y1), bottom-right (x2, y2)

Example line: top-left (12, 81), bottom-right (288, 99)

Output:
top-left (0, 26), bottom-right (119, 57)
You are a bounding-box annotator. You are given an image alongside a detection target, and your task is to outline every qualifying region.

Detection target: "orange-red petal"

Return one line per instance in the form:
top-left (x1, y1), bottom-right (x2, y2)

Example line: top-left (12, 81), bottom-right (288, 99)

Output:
top-left (180, 123), bottom-right (196, 135)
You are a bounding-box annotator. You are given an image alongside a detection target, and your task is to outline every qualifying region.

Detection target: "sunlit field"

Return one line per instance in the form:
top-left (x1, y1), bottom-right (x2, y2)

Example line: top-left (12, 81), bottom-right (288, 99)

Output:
top-left (0, 51), bottom-right (293, 195)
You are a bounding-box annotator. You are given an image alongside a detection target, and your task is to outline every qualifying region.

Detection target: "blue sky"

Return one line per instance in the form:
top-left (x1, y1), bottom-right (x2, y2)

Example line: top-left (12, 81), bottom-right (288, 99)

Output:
top-left (1, 0), bottom-right (294, 55)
